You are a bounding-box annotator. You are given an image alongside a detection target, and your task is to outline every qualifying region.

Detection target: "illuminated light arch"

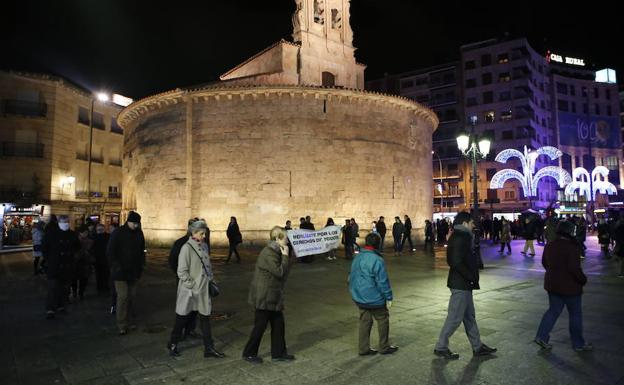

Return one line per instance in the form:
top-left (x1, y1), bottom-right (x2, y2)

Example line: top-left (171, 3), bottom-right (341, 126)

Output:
top-left (531, 166), bottom-right (572, 196)
top-left (564, 166), bottom-right (617, 200)
top-left (490, 169), bottom-right (528, 194)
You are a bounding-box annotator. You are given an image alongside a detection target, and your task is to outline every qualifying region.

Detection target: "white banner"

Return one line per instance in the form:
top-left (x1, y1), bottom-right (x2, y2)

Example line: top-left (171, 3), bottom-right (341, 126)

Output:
top-left (287, 225), bottom-right (342, 258)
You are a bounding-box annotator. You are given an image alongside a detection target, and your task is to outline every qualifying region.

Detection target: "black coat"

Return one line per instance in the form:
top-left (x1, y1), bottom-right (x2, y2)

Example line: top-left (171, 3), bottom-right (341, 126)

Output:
top-left (169, 234), bottom-right (189, 273)
top-left (42, 228), bottom-right (80, 280)
top-left (377, 221), bottom-right (387, 237)
top-left (404, 218), bottom-right (412, 234)
top-left (227, 223), bottom-right (242, 244)
top-left (446, 228), bottom-right (480, 290)
top-left (542, 236), bottom-right (586, 296)
top-left (93, 233), bottom-right (110, 266)
top-left (106, 224), bottom-right (145, 281)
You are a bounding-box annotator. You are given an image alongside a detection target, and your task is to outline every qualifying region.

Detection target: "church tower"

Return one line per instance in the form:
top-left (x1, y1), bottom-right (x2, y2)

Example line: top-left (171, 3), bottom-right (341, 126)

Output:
top-left (292, 0), bottom-right (365, 89)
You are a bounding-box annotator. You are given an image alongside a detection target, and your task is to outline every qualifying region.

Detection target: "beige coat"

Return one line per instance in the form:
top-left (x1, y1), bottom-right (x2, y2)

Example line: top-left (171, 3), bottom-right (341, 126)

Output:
top-left (176, 238), bottom-right (213, 316)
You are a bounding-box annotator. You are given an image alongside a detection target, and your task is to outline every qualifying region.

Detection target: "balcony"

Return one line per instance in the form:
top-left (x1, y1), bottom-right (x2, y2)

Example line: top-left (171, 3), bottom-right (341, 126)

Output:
top-left (434, 189), bottom-right (464, 199)
top-left (432, 171), bottom-right (464, 180)
top-left (91, 156), bottom-right (103, 164)
top-left (3, 100), bottom-right (47, 118)
top-left (111, 125), bottom-right (124, 135)
top-left (76, 153), bottom-right (88, 161)
top-left (108, 192), bottom-right (122, 199)
top-left (0, 142), bottom-right (44, 158)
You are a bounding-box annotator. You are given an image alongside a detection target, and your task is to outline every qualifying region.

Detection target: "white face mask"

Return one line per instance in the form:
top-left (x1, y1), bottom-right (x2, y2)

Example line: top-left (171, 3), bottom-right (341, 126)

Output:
top-left (59, 223), bottom-right (70, 231)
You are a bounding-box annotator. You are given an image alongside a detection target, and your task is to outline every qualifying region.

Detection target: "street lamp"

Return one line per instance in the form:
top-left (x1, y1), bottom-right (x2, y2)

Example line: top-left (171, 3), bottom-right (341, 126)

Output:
top-left (432, 150), bottom-right (444, 214)
top-left (457, 117), bottom-right (491, 267)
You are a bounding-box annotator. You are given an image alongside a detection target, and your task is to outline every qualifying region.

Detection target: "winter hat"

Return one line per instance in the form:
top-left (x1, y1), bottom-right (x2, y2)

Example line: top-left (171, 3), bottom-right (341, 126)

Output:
top-left (556, 220), bottom-right (576, 238)
top-left (127, 211), bottom-right (141, 223)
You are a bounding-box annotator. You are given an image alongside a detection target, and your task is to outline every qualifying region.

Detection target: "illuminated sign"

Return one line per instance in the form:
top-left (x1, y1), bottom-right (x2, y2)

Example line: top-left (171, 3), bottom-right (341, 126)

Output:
top-left (546, 51), bottom-right (585, 67)
top-left (595, 68), bottom-right (617, 84)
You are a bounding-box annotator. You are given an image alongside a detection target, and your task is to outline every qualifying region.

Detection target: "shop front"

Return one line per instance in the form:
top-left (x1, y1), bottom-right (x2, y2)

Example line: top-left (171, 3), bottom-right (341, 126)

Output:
top-left (1, 203), bottom-right (49, 250)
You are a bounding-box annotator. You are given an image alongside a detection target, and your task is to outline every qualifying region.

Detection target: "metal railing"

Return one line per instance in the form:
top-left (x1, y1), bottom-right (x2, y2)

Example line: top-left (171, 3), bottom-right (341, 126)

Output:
top-left (0, 142), bottom-right (44, 158)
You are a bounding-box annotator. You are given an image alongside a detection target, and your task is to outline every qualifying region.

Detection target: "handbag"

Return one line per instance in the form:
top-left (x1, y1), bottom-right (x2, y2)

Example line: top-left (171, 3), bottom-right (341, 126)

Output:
top-left (189, 244), bottom-right (220, 298)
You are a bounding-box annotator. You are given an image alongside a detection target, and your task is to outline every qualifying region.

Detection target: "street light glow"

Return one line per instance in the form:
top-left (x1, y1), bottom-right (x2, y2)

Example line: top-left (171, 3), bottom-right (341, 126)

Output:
top-left (96, 92), bottom-right (110, 102)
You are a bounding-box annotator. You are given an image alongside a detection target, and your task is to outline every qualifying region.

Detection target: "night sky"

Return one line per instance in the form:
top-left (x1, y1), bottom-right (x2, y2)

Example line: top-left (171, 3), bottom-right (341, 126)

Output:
top-left (2, 0), bottom-right (622, 99)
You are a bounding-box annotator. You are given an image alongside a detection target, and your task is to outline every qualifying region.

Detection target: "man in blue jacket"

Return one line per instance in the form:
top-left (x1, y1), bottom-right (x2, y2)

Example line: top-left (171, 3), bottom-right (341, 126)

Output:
top-left (349, 233), bottom-right (398, 356)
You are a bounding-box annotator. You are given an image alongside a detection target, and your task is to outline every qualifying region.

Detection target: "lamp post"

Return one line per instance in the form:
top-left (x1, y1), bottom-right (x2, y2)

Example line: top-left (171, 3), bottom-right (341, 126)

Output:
top-left (457, 116), bottom-right (491, 266)
top-left (432, 150), bottom-right (444, 214)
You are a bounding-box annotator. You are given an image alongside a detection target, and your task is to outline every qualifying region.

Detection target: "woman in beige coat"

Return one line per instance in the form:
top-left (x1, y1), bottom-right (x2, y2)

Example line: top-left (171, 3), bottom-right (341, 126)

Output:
top-left (167, 220), bottom-right (224, 358)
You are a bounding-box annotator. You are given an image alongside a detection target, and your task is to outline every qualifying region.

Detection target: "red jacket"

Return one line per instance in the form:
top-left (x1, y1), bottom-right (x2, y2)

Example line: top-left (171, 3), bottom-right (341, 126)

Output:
top-left (542, 237), bottom-right (587, 296)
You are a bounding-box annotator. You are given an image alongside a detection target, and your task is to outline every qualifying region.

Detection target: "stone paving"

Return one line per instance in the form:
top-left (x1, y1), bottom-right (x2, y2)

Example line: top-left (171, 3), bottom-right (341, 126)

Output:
top-left (1, 237), bottom-right (623, 385)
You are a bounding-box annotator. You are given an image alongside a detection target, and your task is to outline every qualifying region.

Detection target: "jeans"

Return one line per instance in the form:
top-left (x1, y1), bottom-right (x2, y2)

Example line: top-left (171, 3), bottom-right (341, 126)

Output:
top-left (536, 293), bottom-right (585, 349)
top-left (243, 309), bottom-right (287, 358)
top-left (435, 289), bottom-right (482, 351)
top-left (358, 307), bottom-right (389, 354)
top-left (114, 280), bottom-right (137, 331)
top-left (170, 313), bottom-right (213, 349)
top-left (499, 242), bottom-right (511, 253)
top-left (401, 232), bottom-right (414, 251)
top-left (523, 239), bottom-right (535, 255)
top-left (393, 237), bottom-right (402, 252)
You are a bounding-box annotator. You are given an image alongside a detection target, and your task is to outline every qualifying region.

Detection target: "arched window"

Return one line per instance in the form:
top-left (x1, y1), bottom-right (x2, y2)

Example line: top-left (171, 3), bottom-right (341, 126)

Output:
top-left (322, 72), bottom-right (336, 87)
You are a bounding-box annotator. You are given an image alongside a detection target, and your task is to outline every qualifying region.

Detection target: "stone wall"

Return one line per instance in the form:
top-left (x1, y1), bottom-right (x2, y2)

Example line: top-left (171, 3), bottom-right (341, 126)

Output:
top-left (120, 86), bottom-right (437, 246)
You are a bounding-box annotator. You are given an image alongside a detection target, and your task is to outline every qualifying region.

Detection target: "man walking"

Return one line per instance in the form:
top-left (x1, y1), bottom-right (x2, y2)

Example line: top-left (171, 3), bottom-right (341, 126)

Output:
top-left (349, 233), bottom-right (398, 356)
top-left (434, 212), bottom-right (497, 359)
top-left (377, 216), bottom-right (387, 252)
top-left (401, 215), bottom-right (415, 252)
top-left (107, 211), bottom-right (145, 335)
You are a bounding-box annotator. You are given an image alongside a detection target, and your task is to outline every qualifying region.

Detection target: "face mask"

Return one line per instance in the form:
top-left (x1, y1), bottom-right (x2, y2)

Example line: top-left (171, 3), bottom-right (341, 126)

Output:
top-left (59, 223), bottom-right (70, 231)
top-left (128, 222), bottom-right (138, 230)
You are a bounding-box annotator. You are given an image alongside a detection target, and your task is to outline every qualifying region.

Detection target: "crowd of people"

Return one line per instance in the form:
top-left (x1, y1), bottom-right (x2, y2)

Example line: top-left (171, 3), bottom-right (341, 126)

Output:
top-left (34, 207), bottom-right (624, 366)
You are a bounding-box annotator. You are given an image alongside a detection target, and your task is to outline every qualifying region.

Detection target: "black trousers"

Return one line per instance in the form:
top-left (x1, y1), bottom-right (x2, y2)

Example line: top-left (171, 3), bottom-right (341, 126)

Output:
top-left (243, 309), bottom-right (287, 358)
top-left (499, 242), bottom-right (511, 253)
top-left (401, 232), bottom-right (414, 250)
top-left (170, 313), bottom-right (214, 349)
top-left (95, 264), bottom-right (110, 292)
top-left (33, 257), bottom-right (41, 275)
top-left (46, 278), bottom-right (69, 311)
top-left (227, 243), bottom-right (241, 261)
top-left (71, 277), bottom-right (88, 298)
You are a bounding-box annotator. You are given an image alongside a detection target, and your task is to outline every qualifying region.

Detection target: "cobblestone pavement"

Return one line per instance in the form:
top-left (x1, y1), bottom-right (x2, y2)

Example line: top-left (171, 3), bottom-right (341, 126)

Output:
top-left (1, 236), bottom-right (623, 385)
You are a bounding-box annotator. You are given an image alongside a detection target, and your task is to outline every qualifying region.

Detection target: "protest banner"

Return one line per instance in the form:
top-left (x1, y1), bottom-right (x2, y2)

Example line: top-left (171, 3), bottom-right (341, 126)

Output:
top-left (287, 225), bottom-right (342, 258)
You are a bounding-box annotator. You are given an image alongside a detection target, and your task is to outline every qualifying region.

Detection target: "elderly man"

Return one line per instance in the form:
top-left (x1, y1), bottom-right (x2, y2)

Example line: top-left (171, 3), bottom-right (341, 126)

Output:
top-left (349, 233), bottom-right (398, 356)
top-left (107, 211), bottom-right (145, 335)
top-left (242, 226), bottom-right (294, 364)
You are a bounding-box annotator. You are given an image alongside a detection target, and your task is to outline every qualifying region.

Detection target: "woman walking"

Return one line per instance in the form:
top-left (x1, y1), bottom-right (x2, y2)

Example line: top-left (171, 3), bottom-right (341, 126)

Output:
top-left (392, 217), bottom-right (404, 256)
top-left (168, 220), bottom-right (225, 358)
top-left (226, 217), bottom-right (242, 263)
top-left (499, 218), bottom-right (512, 255)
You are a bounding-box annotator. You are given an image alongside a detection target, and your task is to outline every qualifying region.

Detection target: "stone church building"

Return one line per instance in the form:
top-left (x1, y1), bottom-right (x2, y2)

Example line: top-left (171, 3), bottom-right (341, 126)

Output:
top-left (117, 0), bottom-right (438, 246)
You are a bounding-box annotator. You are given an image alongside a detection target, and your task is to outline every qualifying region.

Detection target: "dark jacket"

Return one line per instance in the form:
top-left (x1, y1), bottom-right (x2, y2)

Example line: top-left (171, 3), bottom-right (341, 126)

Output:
top-left (93, 233), bottom-right (110, 266)
top-left (446, 226), bottom-right (480, 290)
top-left (425, 222), bottom-right (433, 237)
top-left (392, 222), bottom-right (404, 239)
top-left (342, 225), bottom-right (355, 244)
top-left (523, 218), bottom-right (537, 240)
top-left (169, 234), bottom-right (189, 273)
top-left (377, 221), bottom-right (387, 237)
top-left (248, 242), bottom-right (290, 311)
top-left (300, 221), bottom-right (315, 230)
top-left (404, 218), bottom-right (412, 234)
top-left (226, 223), bottom-right (242, 245)
top-left (597, 223), bottom-right (610, 245)
top-left (542, 236), bottom-right (587, 296)
top-left (75, 236), bottom-right (94, 279)
top-left (106, 224), bottom-right (145, 281)
top-left (42, 228), bottom-right (80, 280)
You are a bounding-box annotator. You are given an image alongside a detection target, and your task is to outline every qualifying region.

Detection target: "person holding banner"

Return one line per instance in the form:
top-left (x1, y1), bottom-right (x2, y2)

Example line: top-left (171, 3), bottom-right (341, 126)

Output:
top-left (349, 233), bottom-right (398, 356)
top-left (243, 226), bottom-right (294, 364)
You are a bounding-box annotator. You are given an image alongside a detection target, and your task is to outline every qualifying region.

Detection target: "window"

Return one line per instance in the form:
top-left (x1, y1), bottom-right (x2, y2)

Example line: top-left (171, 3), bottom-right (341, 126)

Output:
top-left (401, 80), bottom-right (414, 89)
top-left (484, 111), bottom-right (495, 123)
top-left (595, 104), bottom-right (600, 115)
top-left (498, 72), bottom-right (511, 82)
top-left (482, 73), bottom-right (492, 85)
top-left (605, 156), bottom-right (619, 170)
top-left (606, 89), bottom-right (611, 100)
top-left (78, 106), bottom-right (90, 125)
top-left (557, 100), bottom-right (569, 112)
top-left (497, 53), bottom-right (509, 64)
top-left (465, 60), bottom-right (476, 70)
top-left (467, 97), bottom-right (478, 106)
top-left (465, 79), bottom-right (477, 88)
top-left (486, 168), bottom-right (497, 181)
top-left (556, 82), bottom-right (568, 94)
top-left (502, 130), bottom-right (513, 140)
top-left (504, 191), bottom-right (516, 200)
top-left (594, 88), bottom-right (599, 98)
top-left (571, 102), bottom-right (576, 113)
top-left (481, 54), bottom-right (492, 66)
top-left (501, 110), bottom-right (513, 121)
top-left (500, 91), bottom-right (511, 101)
top-left (607, 105), bottom-right (612, 116)
top-left (570, 86), bottom-right (575, 96)
top-left (581, 87), bottom-right (588, 97)
top-left (583, 103), bottom-right (588, 114)
top-left (111, 118), bottom-right (123, 134)
top-left (313, 0), bottom-right (325, 24)
top-left (93, 112), bottom-right (105, 130)
top-left (322, 71), bottom-right (336, 87)
top-left (483, 91), bottom-right (493, 104)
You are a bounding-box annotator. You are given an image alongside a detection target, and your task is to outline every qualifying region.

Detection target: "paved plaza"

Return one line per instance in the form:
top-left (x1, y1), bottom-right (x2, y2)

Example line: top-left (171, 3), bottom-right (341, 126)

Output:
top-left (1, 237), bottom-right (623, 385)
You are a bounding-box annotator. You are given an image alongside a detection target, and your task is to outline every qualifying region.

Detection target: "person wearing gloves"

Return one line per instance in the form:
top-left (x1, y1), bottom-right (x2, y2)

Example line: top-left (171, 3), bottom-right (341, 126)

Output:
top-left (167, 220), bottom-right (225, 358)
top-left (349, 232), bottom-right (398, 356)
top-left (434, 212), bottom-right (497, 359)
top-left (242, 226), bottom-right (294, 364)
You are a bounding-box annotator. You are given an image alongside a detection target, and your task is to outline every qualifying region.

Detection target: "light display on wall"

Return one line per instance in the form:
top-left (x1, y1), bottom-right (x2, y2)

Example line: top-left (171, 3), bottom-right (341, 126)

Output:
top-left (564, 166), bottom-right (617, 200)
top-left (489, 146), bottom-right (572, 197)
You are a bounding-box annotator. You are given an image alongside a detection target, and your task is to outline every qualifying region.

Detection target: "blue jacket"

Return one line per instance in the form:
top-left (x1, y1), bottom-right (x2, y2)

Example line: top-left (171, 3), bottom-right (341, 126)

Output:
top-left (349, 248), bottom-right (393, 308)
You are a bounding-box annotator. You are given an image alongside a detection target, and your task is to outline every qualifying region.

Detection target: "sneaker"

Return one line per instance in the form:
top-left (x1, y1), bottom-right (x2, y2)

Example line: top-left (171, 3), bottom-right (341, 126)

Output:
top-left (243, 356), bottom-right (263, 364)
top-left (272, 354), bottom-right (295, 361)
top-left (573, 343), bottom-right (593, 352)
top-left (433, 349), bottom-right (459, 360)
top-left (473, 343), bottom-right (497, 356)
top-left (520, 251), bottom-right (527, 255)
top-left (533, 338), bottom-right (552, 350)
top-left (380, 346), bottom-right (399, 355)
top-left (529, 253), bottom-right (536, 257)
top-left (358, 349), bottom-right (378, 356)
